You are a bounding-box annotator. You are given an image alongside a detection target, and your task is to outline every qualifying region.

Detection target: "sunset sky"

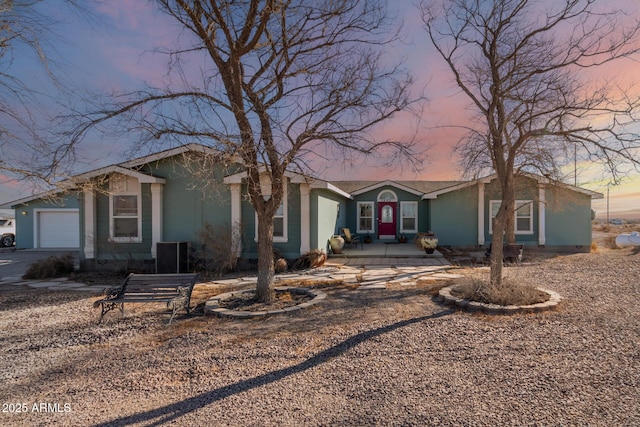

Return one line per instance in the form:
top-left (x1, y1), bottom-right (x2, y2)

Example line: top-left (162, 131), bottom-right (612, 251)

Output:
top-left (1, 0), bottom-right (638, 219)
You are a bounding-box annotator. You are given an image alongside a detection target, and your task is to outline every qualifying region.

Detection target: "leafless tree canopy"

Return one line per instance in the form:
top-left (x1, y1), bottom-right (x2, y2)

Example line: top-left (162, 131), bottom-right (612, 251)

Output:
top-left (69, 0), bottom-right (418, 301)
top-left (421, 0), bottom-right (640, 286)
top-left (0, 0), bottom-right (87, 187)
top-left (423, 0), bottom-right (640, 182)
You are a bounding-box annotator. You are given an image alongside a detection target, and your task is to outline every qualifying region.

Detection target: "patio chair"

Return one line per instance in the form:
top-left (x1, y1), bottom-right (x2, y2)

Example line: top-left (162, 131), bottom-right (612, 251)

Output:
top-left (341, 227), bottom-right (363, 250)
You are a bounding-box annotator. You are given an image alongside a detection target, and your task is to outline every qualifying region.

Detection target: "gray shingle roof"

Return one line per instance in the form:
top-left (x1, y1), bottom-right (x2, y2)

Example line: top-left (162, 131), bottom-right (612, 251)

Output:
top-left (329, 180), bottom-right (465, 195)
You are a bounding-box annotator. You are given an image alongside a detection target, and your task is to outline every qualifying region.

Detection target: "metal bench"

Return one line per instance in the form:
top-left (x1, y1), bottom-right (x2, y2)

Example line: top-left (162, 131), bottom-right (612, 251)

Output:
top-left (93, 273), bottom-right (198, 324)
top-left (484, 243), bottom-right (524, 264)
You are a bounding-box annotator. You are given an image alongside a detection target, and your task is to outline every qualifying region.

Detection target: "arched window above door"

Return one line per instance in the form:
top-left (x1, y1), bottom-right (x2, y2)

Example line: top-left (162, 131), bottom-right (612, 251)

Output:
top-left (377, 190), bottom-right (398, 202)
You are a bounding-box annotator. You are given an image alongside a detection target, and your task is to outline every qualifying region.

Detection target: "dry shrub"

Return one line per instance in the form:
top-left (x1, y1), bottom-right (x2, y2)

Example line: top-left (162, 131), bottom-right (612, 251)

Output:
top-left (451, 273), bottom-right (549, 306)
top-left (23, 254), bottom-right (75, 279)
top-left (604, 236), bottom-right (618, 249)
top-left (275, 258), bottom-right (288, 273)
top-left (292, 249), bottom-right (327, 270)
top-left (590, 241), bottom-right (599, 253)
top-left (600, 224), bottom-right (611, 232)
top-left (195, 222), bottom-right (240, 276)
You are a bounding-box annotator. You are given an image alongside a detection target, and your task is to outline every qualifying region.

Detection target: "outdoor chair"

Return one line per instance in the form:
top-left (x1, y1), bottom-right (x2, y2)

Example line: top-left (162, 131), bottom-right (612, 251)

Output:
top-left (341, 227), bottom-right (363, 250)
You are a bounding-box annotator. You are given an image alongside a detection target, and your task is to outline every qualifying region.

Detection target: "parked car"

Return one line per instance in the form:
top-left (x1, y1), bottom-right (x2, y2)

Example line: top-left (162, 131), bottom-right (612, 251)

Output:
top-left (0, 218), bottom-right (15, 247)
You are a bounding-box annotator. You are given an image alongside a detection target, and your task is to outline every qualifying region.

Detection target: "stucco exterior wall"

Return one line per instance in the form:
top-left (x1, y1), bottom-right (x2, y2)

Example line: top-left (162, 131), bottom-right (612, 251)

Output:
top-left (544, 185), bottom-right (592, 250)
top-left (430, 185), bottom-right (478, 247)
top-left (312, 189), bottom-right (346, 253)
top-left (240, 179), bottom-right (302, 260)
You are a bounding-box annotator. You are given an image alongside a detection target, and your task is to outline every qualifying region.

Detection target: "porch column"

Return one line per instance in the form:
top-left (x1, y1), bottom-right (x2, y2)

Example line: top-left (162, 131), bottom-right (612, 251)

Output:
top-left (538, 184), bottom-right (546, 246)
top-left (151, 183), bottom-right (164, 258)
top-left (83, 189), bottom-right (96, 259)
top-left (477, 182), bottom-right (485, 245)
top-left (230, 183), bottom-right (242, 257)
top-left (300, 183), bottom-right (311, 254)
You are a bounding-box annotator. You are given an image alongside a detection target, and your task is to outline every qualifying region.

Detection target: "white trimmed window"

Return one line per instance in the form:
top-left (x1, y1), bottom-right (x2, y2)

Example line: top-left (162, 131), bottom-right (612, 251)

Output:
top-left (110, 174), bottom-right (142, 242)
top-left (400, 201), bottom-right (418, 233)
top-left (255, 176), bottom-right (288, 242)
top-left (490, 200), bottom-right (534, 235)
top-left (357, 201), bottom-right (374, 233)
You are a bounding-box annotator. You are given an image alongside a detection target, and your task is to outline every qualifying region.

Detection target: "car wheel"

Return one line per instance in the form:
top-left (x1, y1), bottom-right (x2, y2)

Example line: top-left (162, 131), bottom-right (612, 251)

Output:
top-left (1, 235), bottom-right (14, 247)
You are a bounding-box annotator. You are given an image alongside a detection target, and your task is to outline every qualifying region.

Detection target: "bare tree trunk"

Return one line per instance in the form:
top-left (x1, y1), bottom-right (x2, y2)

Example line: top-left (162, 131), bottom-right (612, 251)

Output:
top-left (256, 212), bottom-right (275, 302)
top-left (490, 172), bottom-right (516, 287)
top-left (489, 216), bottom-right (505, 287)
top-left (505, 206), bottom-right (515, 244)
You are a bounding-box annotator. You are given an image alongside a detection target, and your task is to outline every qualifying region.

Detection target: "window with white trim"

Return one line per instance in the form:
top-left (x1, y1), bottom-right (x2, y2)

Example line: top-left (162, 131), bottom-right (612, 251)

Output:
top-left (255, 176), bottom-right (288, 242)
top-left (489, 200), bottom-right (534, 234)
top-left (357, 201), bottom-right (374, 233)
top-left (400, 201), bottom-right (418, 233)
top-left (110, 174), bottom-right (141, 242)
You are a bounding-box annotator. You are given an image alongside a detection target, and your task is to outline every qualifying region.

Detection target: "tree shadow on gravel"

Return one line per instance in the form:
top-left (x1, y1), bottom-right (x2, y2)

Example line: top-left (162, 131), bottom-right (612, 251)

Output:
top-left (92, 309), bottom-right (454, 427)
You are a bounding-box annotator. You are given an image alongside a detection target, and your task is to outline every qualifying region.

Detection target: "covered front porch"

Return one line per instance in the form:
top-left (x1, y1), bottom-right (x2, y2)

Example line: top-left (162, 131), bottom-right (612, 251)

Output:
top-left (327, 242), bottom-right (450, 267)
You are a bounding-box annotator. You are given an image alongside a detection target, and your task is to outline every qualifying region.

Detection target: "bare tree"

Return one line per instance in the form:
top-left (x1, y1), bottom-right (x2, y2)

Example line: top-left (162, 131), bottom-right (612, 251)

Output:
top-left (421, 0), bottom-right (640, 287)
top-left (69, 0), bottom-right (419, 302)
top-left (1, 0), bottom-right (87, 187)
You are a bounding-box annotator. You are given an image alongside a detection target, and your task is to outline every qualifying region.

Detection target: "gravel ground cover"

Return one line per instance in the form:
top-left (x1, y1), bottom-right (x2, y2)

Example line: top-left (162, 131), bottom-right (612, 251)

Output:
top-left (1, 249), bottom-right (639, 426)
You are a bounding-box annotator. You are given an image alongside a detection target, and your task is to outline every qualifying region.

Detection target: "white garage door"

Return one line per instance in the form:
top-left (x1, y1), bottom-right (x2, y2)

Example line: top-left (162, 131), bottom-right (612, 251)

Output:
top-left (38, 211), bottom-right (80, 248)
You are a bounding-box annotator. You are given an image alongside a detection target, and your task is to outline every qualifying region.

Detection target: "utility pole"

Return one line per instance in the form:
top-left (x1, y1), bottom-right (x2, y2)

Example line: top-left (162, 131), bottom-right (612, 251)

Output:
top-left (606, 186), bottom-right (610, 225)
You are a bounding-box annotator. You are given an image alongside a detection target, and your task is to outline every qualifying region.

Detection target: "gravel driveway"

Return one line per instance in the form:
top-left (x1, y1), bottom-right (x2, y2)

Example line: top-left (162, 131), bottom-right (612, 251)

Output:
top-left (0, 249), bottom-right (638, 426)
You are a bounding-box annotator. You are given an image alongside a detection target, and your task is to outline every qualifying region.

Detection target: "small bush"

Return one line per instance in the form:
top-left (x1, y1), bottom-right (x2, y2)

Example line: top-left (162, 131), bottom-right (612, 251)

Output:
top-left (23, 254), bottom-right (75, 279)
top-left (292, 249), bottom-right (327, 270)
top-left (604, 236), bottom-right (618, 249)
top-left (451, 274), bottom-right (549, 306)
top-left (194, 222), bottom-right (240, 276)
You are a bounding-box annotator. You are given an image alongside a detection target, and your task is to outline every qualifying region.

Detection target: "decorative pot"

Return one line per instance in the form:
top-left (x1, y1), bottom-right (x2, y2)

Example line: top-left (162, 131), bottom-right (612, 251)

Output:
top-left (415, 232), bottom-right (438, 254)
top-left (398, 235), bottom-right (407, 243)
top-left (364, 236), bottom-right (372, 244)
top-left (329, 235), bottom-right (345, 254)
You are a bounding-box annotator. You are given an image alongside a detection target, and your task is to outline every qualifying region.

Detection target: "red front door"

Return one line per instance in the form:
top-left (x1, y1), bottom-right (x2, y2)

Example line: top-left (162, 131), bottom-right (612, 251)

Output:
top-left (378, 202), bottom-right (396, 240)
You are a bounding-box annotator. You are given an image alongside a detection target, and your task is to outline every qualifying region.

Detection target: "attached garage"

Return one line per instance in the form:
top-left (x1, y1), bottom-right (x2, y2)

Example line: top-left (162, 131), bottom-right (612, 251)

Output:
top-left (35, 209), bottom-right (80, 249)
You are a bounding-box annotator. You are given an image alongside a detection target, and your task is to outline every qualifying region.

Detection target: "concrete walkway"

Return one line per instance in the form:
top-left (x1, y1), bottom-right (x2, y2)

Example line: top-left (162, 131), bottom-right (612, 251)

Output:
top-left (0, 246), bottom-right (457, 294)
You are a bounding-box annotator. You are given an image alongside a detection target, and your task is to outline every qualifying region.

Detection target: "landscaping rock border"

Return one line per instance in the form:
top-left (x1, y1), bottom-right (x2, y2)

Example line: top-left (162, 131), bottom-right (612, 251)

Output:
top-left (437, 285), bottom-right (562, 315)
top-left (204, 286), bottom-right (327, 318)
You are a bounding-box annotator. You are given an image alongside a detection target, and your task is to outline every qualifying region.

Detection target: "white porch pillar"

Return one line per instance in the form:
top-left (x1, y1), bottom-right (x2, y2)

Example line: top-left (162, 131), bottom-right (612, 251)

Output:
top-left (538, 184), bottom-right (546, 246)
top-left (151, 183), bottom-right (164, 258)
top-left (477, 182), bottom-right (485, 245)
top-left (83, 189), bottom-right (96, 259)
top-left (230, 183), bottom-right (242, 257)
top-left (300, 183), bottom-right (311, 254)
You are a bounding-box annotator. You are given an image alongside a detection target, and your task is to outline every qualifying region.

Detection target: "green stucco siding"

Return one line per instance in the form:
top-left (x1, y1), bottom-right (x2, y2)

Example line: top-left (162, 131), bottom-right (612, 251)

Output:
top-left (430, 186), bottom-right (478, 246)
top-left (545, 186), bottom-right (592, 248)
top-left (240, 180), bottom-right (302, 259)
top-left (144, 158), bottom-right (234, 244)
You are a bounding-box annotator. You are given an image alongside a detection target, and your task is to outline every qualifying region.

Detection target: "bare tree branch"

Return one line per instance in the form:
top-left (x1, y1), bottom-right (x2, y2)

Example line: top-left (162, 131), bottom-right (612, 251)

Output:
top-left (67, 0), bottom-right (422, 301)
top-left (422, 0), bottom-right (640, 287)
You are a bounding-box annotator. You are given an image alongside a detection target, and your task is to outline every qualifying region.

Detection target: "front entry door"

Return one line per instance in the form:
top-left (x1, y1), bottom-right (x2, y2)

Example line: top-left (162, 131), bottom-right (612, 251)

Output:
top-left (378, 202), bottom-right (396, 240)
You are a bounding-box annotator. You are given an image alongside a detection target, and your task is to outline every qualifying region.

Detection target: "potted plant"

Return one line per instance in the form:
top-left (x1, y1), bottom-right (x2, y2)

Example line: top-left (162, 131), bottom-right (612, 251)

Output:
top-left (415, 232), bottom-right (438, 254)
top-left (398, 234), bottom-right (407, 243)
top-left (363, 235), bottom-right (372, 244)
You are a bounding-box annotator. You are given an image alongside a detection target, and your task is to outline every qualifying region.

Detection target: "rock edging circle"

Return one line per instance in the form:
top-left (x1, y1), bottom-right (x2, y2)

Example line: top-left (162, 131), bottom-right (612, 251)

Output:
top-left (437, 285), bottom-right (561, 315)
top-left (204, 286), bottom-right (327, 319)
